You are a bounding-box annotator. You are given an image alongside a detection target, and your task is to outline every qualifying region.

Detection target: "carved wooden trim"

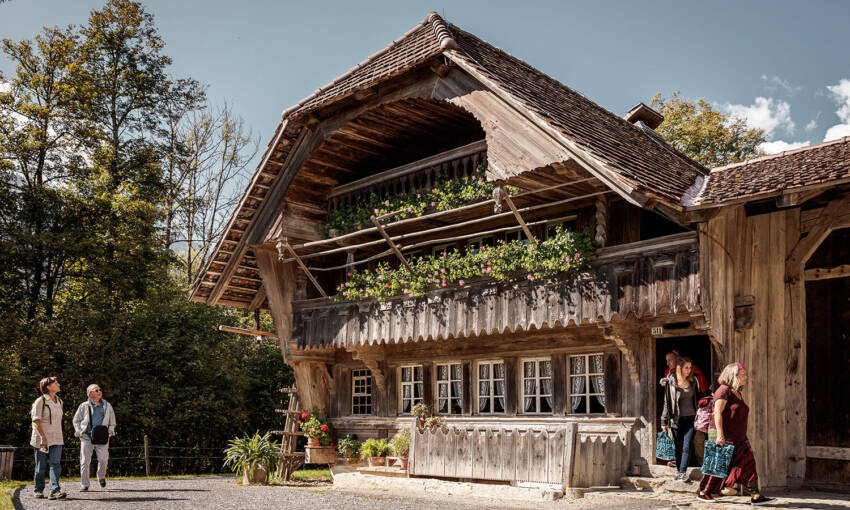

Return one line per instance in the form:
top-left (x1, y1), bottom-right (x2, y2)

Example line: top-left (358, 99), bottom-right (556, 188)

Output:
top-left (600, 323), bottom-right (640, 384)
top-left (349, 348), bottom-right (387, 392)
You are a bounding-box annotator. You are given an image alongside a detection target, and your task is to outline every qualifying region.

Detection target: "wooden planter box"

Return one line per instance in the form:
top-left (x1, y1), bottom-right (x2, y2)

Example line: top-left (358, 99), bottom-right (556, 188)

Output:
top-left (305, 446), bottom-right (336, 465)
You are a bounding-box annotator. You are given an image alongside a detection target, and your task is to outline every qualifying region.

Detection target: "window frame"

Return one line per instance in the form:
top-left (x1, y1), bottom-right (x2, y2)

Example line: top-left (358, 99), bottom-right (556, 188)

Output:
top-left (475, 359), bottom-right (506, 415)
top-left (466, 235), bottom-right (494, 255)
top-left (504, 228), bottom-right (531, 245)
top-left (435, 361), bottom-right (463, 415)
top-left (431, 242), bottom-right (458, 258)
top-left (351, 368), bottom-right (373, 416)
top-left (520, 357), bottom-right (553, 415)
top-left (545, 215), bottom-right (578, 239)
top-left (567, 352), bottom-right (606, 415)
top-left (398, 364), bottom-right (424, 415)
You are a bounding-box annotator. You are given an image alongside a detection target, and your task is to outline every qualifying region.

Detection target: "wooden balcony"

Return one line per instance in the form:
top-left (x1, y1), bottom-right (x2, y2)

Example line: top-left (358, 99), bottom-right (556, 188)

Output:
top-left (291, 232), bottom-right (701, 349)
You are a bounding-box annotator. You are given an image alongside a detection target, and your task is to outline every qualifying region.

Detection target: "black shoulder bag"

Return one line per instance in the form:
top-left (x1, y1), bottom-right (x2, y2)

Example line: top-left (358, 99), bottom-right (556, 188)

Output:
top-left (88, 404), bottom-right (109, 445)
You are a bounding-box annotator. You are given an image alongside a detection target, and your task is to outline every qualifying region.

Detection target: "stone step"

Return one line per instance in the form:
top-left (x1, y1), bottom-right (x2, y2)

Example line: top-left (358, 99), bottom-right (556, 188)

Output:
top-left (647, 464), bottom-right (702, 481)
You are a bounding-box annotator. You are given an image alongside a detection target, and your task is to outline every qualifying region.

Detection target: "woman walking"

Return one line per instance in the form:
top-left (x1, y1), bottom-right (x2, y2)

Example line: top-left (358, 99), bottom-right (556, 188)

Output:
top-left (30, 377), bottom-right (66, 500)
top-left (661, 356), bottom-right (700, 481)
top-left (73, 383), bottom-right (117, 491)
top-left (697, 363), bottom-right (772, 504)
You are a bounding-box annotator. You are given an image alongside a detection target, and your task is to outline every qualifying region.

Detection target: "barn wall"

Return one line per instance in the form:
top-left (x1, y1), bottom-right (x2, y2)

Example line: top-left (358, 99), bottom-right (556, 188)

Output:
top-left (702, 205), bottom-right (805, 488)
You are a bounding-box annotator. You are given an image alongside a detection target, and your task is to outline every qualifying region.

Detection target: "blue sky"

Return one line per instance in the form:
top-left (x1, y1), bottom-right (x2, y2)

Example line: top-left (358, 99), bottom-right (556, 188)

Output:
top-left (3, 0), bottom-right (850, 161)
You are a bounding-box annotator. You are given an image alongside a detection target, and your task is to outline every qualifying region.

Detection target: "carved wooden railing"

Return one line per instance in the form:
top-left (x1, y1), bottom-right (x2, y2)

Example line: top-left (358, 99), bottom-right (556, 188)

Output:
top-left (408, 417), bottom-right (634, 487)
top-left (328, 139), bottom-right (486, 211)
top-left (291, 232), bottom-right (701, 349)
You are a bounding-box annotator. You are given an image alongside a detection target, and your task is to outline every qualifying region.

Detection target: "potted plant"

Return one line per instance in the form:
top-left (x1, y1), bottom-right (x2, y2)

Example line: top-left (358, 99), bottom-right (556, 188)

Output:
top-left (223, 431), bottom-right (280, 485)
top-left (424, 416), bottom-right (446, 431)
top-left (390, 429), bottom-right (410, 470)
top-left (299, 410), bottom-right (335, 464)
top-left (360, 438), bottom-right (392, 467)
top-left (337, 434), bottom-right (360, 461)
top-left (411, 403), bottom-right (431, 428)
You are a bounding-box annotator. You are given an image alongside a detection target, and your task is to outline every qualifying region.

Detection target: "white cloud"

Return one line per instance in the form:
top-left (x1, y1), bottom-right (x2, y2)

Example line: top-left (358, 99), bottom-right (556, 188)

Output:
top-left (759, 140), bottom-right (811, 154)
top-left (724, 97), bottom-right (795, 137)
top-left (761, 74), bottom-right (803, 96)
top-left (805, 118), bottom-right (818, 131)
top-left (824, 78), bottom-right (850, 142)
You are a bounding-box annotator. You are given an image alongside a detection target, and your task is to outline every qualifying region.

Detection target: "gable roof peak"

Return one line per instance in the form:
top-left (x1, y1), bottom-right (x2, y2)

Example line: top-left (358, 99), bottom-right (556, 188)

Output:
top-left (427, 12), bottom-right (458, 50)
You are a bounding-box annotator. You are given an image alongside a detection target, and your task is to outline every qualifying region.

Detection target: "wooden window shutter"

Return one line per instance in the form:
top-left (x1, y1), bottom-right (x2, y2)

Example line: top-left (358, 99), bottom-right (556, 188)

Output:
top-left (339, 367), bottom-right (352, 417)
top-left (504, 357), bottom-right (517, 416)
top-left (461, 361), bottom-right (471, 415)
top-left (551, 353), bottom-right (566, 415)
top-left (422, 362), bottom-right (433, 410)
top-left (384, 364), bottom-right (397, 416)
top-left (604, 353), bottom-right (620, 415)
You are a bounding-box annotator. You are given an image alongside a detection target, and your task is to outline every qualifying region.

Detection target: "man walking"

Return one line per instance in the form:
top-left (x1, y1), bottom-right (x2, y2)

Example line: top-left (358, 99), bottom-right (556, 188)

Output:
top-left (30, 376), bottom-right (66, 500)
top-left (73, 384), bottom-right (116, 491)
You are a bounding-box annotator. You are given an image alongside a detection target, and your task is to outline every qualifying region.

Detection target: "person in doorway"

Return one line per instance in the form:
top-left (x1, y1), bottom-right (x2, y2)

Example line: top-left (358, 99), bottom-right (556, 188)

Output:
top-left (661, 356), bottom-right (700, 482)
top-left (30, 376), bottom-right (66, 500)
top-left (660, 350), bottom-right (708, 392)
top-left (697, 363), bottom-right (773, 505)
top-left (73, 384), bottom-right (117, 491)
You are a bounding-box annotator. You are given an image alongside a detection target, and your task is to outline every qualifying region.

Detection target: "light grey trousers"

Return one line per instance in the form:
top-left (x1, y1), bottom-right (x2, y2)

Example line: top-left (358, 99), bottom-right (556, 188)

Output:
top-left (79, 437), bottom-right (109, 488)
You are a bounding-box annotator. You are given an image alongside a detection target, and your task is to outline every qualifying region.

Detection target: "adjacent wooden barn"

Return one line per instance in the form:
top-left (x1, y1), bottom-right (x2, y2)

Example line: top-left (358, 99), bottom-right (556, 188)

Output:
top-left (189, 12), bottom-right (850, 490)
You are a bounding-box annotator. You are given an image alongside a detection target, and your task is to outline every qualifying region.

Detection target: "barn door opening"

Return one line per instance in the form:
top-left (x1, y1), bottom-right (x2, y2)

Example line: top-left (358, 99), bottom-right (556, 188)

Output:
top-left (804, 228), bottom-right (850, 489)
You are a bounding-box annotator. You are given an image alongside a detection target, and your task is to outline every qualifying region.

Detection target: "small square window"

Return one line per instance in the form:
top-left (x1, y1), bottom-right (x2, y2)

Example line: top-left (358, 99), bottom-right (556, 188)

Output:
top-left (352, 369), bottom-right (372, 415)
top-left (568, 353), bottom-right (606, 414)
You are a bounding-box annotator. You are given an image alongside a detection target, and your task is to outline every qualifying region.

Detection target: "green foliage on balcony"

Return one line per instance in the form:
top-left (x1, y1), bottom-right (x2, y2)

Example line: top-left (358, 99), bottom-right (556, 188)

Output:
top-left (335, 227), bottom-right (597, 301)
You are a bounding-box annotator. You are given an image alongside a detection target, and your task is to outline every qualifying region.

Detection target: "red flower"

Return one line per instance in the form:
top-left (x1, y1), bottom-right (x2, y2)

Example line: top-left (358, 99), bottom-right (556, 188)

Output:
top-left (320, 424), bottom-right (328, 432)
top-left (301, 412), bottom-right (308, 419)
top-left (297, 420), bottom-right (302, 424)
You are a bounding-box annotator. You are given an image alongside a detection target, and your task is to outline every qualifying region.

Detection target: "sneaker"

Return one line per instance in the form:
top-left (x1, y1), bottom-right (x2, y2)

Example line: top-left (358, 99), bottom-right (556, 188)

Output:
top-left (48, 491), bottom-right (67, 500)
top-left (676, 472), bottom-right (691, 482)
top-left (697, 493), bottom-right (716, 503)
top-left (750, 495), bottom-right (774, 505)
top-left (720, 487), bottom-right (737, 496)
top-left (80, 486), bottom-right (89, 491)
top-left (34, 492), bottom-right (45, 499)
top-left (99, 479), bottom-right (106, 488)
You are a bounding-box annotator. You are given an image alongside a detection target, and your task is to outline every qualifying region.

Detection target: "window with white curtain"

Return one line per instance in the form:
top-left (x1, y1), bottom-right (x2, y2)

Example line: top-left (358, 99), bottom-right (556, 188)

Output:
top-left (521, 358), bottom-right (553, 414)
top-left (477, 361), bottom-right (505, 414)
top-left (351, 369), bottom-right (372, 415)
top-left (569, 353), bottom-right (606, 414)
top-left (399, 365), bottom-right (423, 414)
top-left (436, 362), bottom-right (463, 414)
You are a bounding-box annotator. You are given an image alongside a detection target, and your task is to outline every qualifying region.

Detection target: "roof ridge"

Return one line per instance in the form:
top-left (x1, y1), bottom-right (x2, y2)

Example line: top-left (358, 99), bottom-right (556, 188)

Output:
top-left (281, 15), bottom-right (439, 119)
top-left (445, 23), bottom-right (708, 179)
top-left (427, 12), bottom-right (458, 50)
top-left (711, 136), bottom-right (850, 173)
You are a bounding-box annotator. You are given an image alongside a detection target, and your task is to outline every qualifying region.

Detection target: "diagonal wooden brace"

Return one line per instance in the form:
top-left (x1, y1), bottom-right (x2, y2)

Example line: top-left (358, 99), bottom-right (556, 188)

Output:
top-left (371, 215), bottom-right (413, 271)
top-left (278, 239), bottom-right (327, 297)
top-left (494, 184), bottom-right (536, 242)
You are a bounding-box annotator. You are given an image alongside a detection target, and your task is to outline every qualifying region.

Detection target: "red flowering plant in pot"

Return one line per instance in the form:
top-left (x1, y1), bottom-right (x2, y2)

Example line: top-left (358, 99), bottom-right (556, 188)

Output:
top-left (298, 410), bottom-right (332, 447)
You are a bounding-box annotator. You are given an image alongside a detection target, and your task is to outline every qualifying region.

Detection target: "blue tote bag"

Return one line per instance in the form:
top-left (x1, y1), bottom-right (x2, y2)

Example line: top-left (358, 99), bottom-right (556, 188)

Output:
top-left (701, 440), bottom-right (736, 478)
top-left (655, 431), bottom-right (675, 461)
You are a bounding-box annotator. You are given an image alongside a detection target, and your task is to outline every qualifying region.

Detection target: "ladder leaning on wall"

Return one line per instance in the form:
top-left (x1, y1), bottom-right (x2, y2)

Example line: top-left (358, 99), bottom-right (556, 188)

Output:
top-left (270, 385), bottom-right (305, 481)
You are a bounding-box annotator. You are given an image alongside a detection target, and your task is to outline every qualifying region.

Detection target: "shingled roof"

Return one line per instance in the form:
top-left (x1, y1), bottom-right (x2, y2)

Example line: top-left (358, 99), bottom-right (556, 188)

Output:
top-left (693, 137), bottom-right (850, 205)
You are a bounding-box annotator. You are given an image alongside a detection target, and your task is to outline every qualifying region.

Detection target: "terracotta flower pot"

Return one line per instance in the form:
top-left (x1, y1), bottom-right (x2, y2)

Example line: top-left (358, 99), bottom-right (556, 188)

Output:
top-left (242, 465), bottom-right (268, 485)
top-left (368, 456), bottom-right (386, 467)
top-left (417, 418), bottom-right (426, 429)
top-left (307, 437), bottom-right (320, 447)
top-left (398, 456), bottom-right (409, 470)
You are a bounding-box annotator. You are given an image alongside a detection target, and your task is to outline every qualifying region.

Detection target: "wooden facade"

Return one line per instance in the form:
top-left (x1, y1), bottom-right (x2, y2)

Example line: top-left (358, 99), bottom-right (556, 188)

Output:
top-left (190, 12), bottom-right (850, 490)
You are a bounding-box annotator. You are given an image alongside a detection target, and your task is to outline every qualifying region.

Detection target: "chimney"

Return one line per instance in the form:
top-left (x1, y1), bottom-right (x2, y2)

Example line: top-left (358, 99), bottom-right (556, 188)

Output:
top-left (623, 103), bottom-right (664, 130)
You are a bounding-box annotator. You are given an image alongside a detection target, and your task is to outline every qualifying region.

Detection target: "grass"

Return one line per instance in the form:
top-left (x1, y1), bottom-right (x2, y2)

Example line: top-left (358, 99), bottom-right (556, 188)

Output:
top-left (290, 468), bottom-right (331, 481)
top-left (1, 480), bottom-right (26, 510)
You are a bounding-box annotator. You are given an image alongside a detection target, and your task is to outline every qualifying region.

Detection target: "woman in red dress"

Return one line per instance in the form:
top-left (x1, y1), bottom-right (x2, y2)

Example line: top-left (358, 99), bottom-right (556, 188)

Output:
top-left (697, 363), bottom-right (772, 504)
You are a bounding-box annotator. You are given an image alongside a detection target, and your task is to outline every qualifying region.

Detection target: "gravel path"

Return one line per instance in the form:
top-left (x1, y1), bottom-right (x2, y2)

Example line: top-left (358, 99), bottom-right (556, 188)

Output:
top-left (15, 476), bottom-right (686, 510)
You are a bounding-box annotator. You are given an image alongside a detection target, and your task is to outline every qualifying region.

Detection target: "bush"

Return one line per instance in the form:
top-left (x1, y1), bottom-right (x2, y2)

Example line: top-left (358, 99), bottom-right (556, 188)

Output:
top-left (222, 431), bottom-right (280, 478)
top-left (359, 438), bottom-right (391, 459)
top-left (337, 434), bottom-right (359, 456)
top-left (390, 429), bottom-right (410, 457)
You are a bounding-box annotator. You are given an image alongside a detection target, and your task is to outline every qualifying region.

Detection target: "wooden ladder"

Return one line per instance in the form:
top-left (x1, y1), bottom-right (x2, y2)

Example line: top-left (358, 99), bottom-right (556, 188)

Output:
top-left (270, 385), bottom-right (305, 481)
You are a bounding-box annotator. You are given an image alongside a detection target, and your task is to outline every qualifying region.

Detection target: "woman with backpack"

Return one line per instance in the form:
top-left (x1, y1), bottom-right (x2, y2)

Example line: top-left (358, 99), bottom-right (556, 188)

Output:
top-left (30, 376), bottom-right (66, 500)
top-left (72, 384), bottom-right (116, 491)
top-left (697, 363), bottom-right (772, 505)
top-left (661, 356), bottom-right (700, 481)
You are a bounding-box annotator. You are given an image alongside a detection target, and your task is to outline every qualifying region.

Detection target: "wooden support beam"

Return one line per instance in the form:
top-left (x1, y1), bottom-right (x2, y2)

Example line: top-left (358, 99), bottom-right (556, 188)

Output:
top-left (278, 240), bottom-right (327, 298)
top-left (248, 286), bottom-right (266, 312)
top-left (371, 215), bottom-right (412, 271)
top-left (218, 325), bottom-right (277, 337)
top-left (600, 322), bottom-right (640, 384)
top-left (804, 264), bottom-right (850, 281)
top-left (786, 199), bottom-right (845, 277)
top-left (807, 446), bottom-right (850, 461)
top-left (497, 184), bottom-right (536, 242)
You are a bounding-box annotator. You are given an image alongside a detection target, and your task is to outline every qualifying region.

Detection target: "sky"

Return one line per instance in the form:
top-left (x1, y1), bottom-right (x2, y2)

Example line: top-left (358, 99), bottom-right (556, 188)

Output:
top-left (2, 0), bottom-right (850, 163)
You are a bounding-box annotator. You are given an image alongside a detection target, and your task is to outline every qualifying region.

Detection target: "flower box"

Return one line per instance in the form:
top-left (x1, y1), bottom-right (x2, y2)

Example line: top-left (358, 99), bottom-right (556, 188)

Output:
top-left (305, 445), bottom-right (336, 465)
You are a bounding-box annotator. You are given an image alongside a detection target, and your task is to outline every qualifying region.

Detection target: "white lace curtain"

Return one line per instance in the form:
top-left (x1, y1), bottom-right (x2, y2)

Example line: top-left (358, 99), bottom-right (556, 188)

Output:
top-left (591, 354), bottom-right (605, 408)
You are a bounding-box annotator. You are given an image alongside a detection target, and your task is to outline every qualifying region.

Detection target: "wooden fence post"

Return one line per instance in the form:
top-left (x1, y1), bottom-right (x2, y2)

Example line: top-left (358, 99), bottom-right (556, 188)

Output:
top-left (144, 435), bottom-right (150, 476)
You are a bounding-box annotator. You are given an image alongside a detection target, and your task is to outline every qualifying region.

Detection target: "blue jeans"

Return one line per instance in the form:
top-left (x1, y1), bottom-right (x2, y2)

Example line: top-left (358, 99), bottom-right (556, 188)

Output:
top-left (34, 445), bottom-right (62, 494)
top-left (673, 415), bottom-right (696, 473)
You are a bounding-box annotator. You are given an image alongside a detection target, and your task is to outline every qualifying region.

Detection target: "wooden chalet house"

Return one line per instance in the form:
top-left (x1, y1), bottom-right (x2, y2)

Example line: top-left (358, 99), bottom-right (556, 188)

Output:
top-left (190, 13), bottom-right (850, 490)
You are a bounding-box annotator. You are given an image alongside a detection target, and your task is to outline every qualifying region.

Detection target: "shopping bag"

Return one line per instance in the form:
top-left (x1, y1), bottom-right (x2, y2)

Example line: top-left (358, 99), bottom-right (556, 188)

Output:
top-left (701, 440), bottom-right (736, 477)
top-left (655, 430), bottom-right (675, 461)
top-left (694, 404), bottom-right (712, 432)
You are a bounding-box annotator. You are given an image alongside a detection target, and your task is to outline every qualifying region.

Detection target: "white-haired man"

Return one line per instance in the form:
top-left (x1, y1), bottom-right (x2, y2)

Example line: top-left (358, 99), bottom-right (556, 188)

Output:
top-left (72, 384), bottom-right (116, 491)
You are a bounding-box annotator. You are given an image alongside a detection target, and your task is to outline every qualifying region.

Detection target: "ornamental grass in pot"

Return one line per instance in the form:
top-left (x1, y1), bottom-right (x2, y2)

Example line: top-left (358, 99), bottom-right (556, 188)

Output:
top-left (360, 438), bottom-right (392, 467)
top-left (223, 431), bottom-right (280, 485)
top-left (390, 429), bottom-right (410, 470)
